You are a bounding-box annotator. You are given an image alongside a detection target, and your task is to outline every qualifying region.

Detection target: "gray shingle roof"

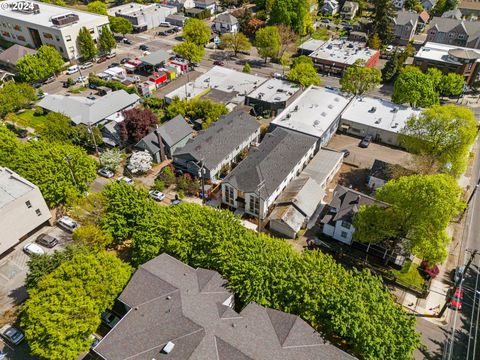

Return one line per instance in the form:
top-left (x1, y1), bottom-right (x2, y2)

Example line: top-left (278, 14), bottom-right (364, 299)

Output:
top-left (141, 49), bottom-right (172, 66)
top-left (215, 13), bottom-right (239, 25)
top-left (395, 10), bottom-right (418, 26)
top-left (137, 115), bottom-right (193, 152)
top-left (173, 111), bottom-right (260, 171)
top-left (37, 90), bottom-right (140, 125)
top-left (0, 44), bottom-right (36, 66)
top-left (429, 17), bottom-right (480, 38)
top-left (321, 185), bottom-right (389, 225)
top-left (223, 128), bottom-right (317, 198)
top-left (93, 253), bottom-right (355, 360)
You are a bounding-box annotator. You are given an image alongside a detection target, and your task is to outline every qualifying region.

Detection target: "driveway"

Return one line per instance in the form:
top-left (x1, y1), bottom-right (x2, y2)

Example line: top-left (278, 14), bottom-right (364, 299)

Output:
top-left (326, 133), bottom-right (413, 170)
top-left (0, 226), bottom-right (71, 316)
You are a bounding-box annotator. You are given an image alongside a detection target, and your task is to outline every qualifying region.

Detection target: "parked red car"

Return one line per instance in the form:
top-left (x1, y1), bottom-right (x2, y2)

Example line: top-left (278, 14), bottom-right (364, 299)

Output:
top-left (97, 56), bottom-right (108, 64)
top-left (450, 288), bottom-right (464, 310)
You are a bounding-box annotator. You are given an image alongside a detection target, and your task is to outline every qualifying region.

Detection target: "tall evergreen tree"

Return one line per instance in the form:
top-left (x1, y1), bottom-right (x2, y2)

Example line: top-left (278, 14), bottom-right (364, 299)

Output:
top-left (77, 27), bottom-right (97, 61)
top-left (372, 0), bottom-right (397, 44)
top-left (98, 26), bottom-right (117, 54)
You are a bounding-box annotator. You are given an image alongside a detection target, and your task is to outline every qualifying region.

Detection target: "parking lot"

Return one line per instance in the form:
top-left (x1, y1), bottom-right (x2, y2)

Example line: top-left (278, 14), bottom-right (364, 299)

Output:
top-left (326, 133), bottom-right (413, 170)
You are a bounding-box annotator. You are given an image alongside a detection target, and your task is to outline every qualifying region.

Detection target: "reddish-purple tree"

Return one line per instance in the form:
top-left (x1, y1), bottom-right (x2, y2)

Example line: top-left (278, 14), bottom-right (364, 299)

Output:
top-left (119, 108), bottom-right (158, 144)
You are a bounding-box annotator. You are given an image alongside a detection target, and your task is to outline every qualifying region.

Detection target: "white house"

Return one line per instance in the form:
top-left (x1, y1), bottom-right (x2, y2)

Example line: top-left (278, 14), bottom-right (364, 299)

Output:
top-left (321, 0), bottom-right (340, 15)
top-left (0, 0), bottom-right (109, 59)
top-left (222, 128), bottom-right (317, 219)
top-left (0, 167), bottom-right (51, 256)
top-left (321, 185), bottom-right (388, 244)
top-left (194, 0), bottom-right (216, 14)
top-left (213, 13), bottom-right (239, 33)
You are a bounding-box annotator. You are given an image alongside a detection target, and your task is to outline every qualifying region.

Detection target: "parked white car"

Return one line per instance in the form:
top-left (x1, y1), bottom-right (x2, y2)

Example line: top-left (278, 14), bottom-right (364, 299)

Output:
top-left (149, 190), bottom-right (165, 201)
top-left (117, 176), bottom-right (134, 185)
top-left (66, 65), bottom-right (79, 75)
top-left (23, 243), bottom-right (45, 256)
top-left (81, 61), bottom-right (93, 70)
top-left (57, 215), bottom-right (80, 232)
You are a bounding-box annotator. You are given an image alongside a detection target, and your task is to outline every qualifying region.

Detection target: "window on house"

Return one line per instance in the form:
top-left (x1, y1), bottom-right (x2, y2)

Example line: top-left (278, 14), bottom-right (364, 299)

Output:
top-left (13, 25), bottom-right (21, 31)
top-left (58, 46), bottom-right (64, 53)
top-left (35, 209), bottom-right (42, 216)
top-left (448, 32), bottom-right (455, 38)
top-left (249, 195), bottom-right (259, 215)
top-left (43, 32), bottom-right (53, 39)
top-left (341, 220), bottom-right (351, 229)
top-left (341, 231), bottom-right (348, 238)
top-left (55, 36), bottom-right (60, 41)
top-left (25, 201), bottom-right (32, 208)
top-left (224, 186), bottom-right (234, 205)
top-left (17, 35), bottom-right (25, 41)
top-left (458, 34), bottom-right (466, 40)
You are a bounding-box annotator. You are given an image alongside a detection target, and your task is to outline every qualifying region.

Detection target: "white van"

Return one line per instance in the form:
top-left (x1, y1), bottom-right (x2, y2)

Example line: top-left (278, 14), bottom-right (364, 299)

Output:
top-left (66, 65), bottom-right (79, 75)
top-left (57, 216), bottom-right (80, 232)
top-left (159, 22), bottom-right (171, 27)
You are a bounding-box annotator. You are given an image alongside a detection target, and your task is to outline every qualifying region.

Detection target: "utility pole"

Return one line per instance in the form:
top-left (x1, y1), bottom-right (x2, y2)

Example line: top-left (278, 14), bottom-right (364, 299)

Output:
top-left (256, 180), bottom-right (265, 233)
top-left (87, 122), bottom-right (99, 158)
top-left (64, 154), bottom-right (78, 188)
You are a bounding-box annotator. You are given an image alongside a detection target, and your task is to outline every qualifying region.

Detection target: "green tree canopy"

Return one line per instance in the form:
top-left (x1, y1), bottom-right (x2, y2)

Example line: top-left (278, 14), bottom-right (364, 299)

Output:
top-left (183, 18), bottom-right (211, 46)
top-left (354, 174), bottom-right (464, 264)
top-left (17, 45), bottom-right (64, 83)
top-left (78, 27), bottom-right (97, 61)
top-left (98, 26), bottom-right (117, 54)
top-left (166, 97), bottom-right (228, 128)
top-left (243, 62), bottom-right (251, 73)
top-left (439, 72), bottom-right (464, 97)
top-left (372, 0), bottom-right (397, 43)
top-left (220, 32), bottom-right (252, 56)
top-left (255, 26), bottom-right (281, 63)
top-left (400, 104), bottom-right (477, 176)
top-left (73, 224), bottom-right (113, 251)
top-left (0, 82), bottom-right (36, 116)
top-left (87, 0), bottom-right (108, 15)
top-left (392, 67), bottom-right (439, 107)
top-left (173, 41), bottom-right (205, 64)
top-left (368, 33), bottom-right (381, 49)
top-left (340, 60), bottom-right (382, 95)
top-left (109, 16), bottom-right (133, 35)
top-left (99, 184), bottom-right (421, 359)
top-left (288, 56), bottom-right (320, 87)
top-left (21, 252), bottom-right (132, 360)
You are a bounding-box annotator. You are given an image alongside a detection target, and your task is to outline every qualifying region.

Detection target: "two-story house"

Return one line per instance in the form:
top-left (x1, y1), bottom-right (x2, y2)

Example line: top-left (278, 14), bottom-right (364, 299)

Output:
top-left (222, 127), bottom-right (317, 219)
top-left (340, 1), bottom-right (359, 20)
top-left (173, 111), bottom-right (261, 181)
top-left (194, 0), bottom-right (216, 14)
top-left (394, 11), bottom-right (419, 45)
top-left (321, 0), bottom-right (340, 15)
top-left (426, 17), bottom-right (480, 49)
top-left (213, 13), bottom-right (239, 33)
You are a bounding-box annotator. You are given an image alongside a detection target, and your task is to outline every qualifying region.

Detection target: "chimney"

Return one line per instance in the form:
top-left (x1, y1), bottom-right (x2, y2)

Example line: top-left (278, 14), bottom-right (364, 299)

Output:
top-left (156, 128), bottom-right (167, 162)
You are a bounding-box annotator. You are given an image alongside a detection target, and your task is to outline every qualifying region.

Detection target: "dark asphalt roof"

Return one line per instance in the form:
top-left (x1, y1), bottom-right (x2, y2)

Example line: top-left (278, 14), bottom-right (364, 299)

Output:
top-left (137, 115), bottom-right (193, 152)
top-left (0, 44), bottom-right (36, 65)
top-left (223, 128), bottom-right (317, 198)
top-left (94, 253), bottom-right (355, 360)
top-left (173, 111), bottom-right (260, 170)
top-left (369, 159), bottom-right (413, 182)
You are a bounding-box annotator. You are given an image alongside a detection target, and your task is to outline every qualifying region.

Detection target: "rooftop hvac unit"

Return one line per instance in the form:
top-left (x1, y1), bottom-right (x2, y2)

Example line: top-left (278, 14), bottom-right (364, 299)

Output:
top-left (328, 104), bottom-right (333, 109)
top-left (374, 118), bottom-right (382, 124)
top-left (368, 106), bottom-right (377, 113)
top-left (286, 113), bottom-right (291, 118)
top-left (162, 342), bottom-right (175, 354)
top-left (391, 107), bottom-right (399, 113)
top-left (51, 13), bottom-right (80, 27)
top-left (294, 105), bottom-right (299, 111)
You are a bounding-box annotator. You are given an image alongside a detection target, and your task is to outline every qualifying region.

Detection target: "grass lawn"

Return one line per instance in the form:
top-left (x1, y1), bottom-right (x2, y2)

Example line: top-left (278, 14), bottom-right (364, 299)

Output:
top-left (389, 260), bottom-right (426, 291)
top-left (16, 109), bottom-right (47, 130)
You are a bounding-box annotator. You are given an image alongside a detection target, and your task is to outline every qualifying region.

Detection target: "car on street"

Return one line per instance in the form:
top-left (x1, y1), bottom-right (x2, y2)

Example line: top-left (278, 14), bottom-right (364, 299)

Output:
top-left (23, 242), bottom-right (45, 256)
top-left (340, 149), bottom-right (350, 158)
top-left (106, 52), bottom-right (117, 59)
top-left (36, 233), bottom-right (58, 248)
top-left (98, 168), bottom-right (115, 178)
top-left (0, 325), bottom-right (24, 345)
top-left (97, 56), bottom-right (108, 64)
top-left (122, 38), bottom-right (133, 44)
top-left (117, 176), bottom-right (134, 185)
top-left (454, 265), bottom-right (465, 285)
top-left (149, 189), bottom-right (165, 201)
top-left (76, 75), bottom-right (87, 83)
top-left (43, 75), bottom-right (55, 84)
top-left (102, 311), bottom-right (120, 328)
top-left (139, 44), bottom-right (149, 51)
top-left (120, 57), bottom-right (130, 64)
top-left (359, 135), bottom-right (373, 148)
top-left (213, 60), bottom-right (224, 66)
top-left (450, 288), bottom-right (464, 310)
top-left (57, 215), bottom-right (80, 232)
top-left (66, 65), bottom-right (79, 75)
top-left (108, 62), bottom-right (120, 68)
top-left (160, 21), bottom-right (171, 27)
top-left (81, 61), bottom-right (94, 70)
top-left (158, 30), bottom-right (168, 36)
top-left (90, 334), bottom-right (101, 349)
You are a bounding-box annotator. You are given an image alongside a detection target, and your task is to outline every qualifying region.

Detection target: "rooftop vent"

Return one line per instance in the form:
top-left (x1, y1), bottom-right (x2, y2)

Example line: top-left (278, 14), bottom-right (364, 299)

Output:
top-left (267, 85), bottom-right (274, 89)
top-left (392, 122), bottom-right (399, 128)
top-left (162, 342), bottom-right (175, 354)
top-left (334, 97), bottom-right (340, 102)
top-left (294, 105), bottom-right (299, 111)
top-left (51, 13), bottom-right (80, 27)
top-left (286, 113), bottom-right (291, 119)
top-left (274, 96), bottom-right (281, 101)
top-left (368, 106), bottom-right (377, 113)
top-left (374, 118), bottom-right (382, 124)
top-left (328, 104), bottom-right (334, 109)
top-left (321, 112), bottom-right (327, 117)
top-left (391, 107), bottom-right (399, 113)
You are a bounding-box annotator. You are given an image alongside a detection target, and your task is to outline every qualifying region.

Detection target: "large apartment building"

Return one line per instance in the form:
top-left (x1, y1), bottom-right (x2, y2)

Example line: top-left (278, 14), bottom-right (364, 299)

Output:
top-left (0, 0), bottom-right (109, 59)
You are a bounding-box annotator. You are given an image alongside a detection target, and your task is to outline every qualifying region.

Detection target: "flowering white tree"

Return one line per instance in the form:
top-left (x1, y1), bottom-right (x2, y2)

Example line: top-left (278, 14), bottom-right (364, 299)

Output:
top-left (99, 149), bottom-right (122, 171)
top-left (127, 151), bottom-right (153, 174)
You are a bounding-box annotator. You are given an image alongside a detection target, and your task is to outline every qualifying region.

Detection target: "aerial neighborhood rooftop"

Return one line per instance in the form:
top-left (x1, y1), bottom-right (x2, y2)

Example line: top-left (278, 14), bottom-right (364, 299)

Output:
top-left (0, 0), bottom-right (479, 359)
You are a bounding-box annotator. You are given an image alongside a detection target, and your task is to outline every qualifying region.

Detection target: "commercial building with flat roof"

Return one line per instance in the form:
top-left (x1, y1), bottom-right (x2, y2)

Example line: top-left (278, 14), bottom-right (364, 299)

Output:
top-left (245, 78), bottom-right (301, 117)
top-left (164, 66), bottom-right (267, 105)
top-left (309, 39), bottom-right (380, 74)
top-left (0, 167), bottom-right (51, 256)
top-left (270, 86), bottom-right (352, 149)
top-left (0, 0), bottom-right (109, 59)
top-left (414, 42), bottom-right (480, 85)
top-left (107, 3), bottom-right (177, 32)
top-left (339, 97), bottom-right (421, 146)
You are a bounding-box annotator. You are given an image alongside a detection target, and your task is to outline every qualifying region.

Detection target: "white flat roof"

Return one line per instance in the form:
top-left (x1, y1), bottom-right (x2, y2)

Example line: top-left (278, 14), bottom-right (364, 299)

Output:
top-left (271, 86), bottom-right (352, 138)
top-left (299, 38), bottom-right (327, 52)
top-left (247, 78), bottom-right (300, 103)
top-left (107, 3), bottom-right (175, 16)
top-left (341, 97), bottom-right (421, 133)
top-left (165, 66), bottom-right (267, 102)
top-left (0, 167), bottom-right (35, 208)
top-left (310, 39), bottom-right (377, 65)
top-left (0, 0), bottom-right (108, 28)
top-left (415, 41), bottom-right (480, 65)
